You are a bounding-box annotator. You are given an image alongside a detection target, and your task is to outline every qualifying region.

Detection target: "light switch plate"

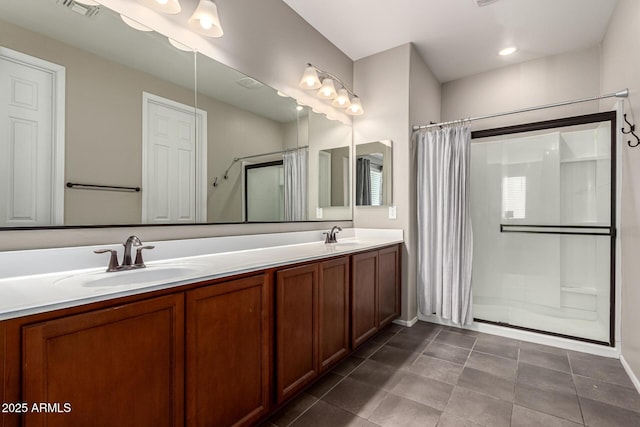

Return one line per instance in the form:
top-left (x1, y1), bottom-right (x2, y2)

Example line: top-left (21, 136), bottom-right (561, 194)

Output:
top-left (388, 206), bottom-right (397, 219)
top-left (316, 207), bottom-right (323, 219)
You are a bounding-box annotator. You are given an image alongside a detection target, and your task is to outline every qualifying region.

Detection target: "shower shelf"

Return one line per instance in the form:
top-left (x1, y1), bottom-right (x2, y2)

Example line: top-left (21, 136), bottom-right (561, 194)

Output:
top-left (561, 286), bottom-right (597, 295)
top-left (559, 155), bottom-right (609, 163)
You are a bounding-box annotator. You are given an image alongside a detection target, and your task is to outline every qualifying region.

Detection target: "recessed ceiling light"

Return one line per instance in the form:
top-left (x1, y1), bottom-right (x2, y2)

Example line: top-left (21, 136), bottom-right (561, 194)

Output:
top-left (499, 46), bottom-right (517, 56)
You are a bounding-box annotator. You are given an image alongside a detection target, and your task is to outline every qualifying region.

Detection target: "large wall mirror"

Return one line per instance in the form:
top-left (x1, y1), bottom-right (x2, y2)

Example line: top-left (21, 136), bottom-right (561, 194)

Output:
top-left (0, 0), bottom-right (352, 228)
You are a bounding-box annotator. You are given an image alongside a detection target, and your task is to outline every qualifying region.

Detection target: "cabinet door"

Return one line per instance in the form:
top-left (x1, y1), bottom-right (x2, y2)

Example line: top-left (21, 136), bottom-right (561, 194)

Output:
top-left (22, 294), bottom-right (184, 427)
top-left (186, 274), bottom-right (270, 427)
top-left (276, 264), bottom-right (318, 403)
top-left (378, 245), bottom-right (401, 328)
top-left (351, 251), bottom-right (379, 348)
top-left (318, 257), bottom-right (350, 373)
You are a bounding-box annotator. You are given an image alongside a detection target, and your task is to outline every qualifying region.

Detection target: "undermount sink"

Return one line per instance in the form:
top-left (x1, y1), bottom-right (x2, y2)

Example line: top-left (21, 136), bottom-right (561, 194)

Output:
top-left (55, 265), bottom-right (206, 288)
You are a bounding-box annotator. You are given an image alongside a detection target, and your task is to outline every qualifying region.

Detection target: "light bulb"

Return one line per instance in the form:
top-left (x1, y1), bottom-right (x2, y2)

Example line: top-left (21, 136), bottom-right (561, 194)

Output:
top-left (499, 46), bottom-right (517, 56)
top-left (332, 88), bottom-right (351, 108)
top-left (200, 16), bottom-right (213, 30)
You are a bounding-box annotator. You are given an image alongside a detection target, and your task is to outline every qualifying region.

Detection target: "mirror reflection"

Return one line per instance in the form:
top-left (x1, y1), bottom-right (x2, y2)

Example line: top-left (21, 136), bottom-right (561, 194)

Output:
top-left (355, 140), bottom-right (393, 206)
top-left (318, 147), bottom-right (350, 208)
top-left (0, 0), bottom-right (352, 227)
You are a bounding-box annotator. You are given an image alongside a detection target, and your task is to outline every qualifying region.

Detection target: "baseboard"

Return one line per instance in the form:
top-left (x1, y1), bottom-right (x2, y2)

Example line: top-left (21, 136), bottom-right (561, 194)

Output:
top-left (393, 316), bottom-right (418, 327)
top-left (620, 355), bottom-right (640, 394)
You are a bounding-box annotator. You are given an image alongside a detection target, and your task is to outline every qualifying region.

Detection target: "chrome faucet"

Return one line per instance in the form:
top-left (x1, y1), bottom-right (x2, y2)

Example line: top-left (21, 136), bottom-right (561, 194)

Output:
top-left (94, 235), bottom-right (155, 272)
top-left (323, 226), bottom-right (342, 244)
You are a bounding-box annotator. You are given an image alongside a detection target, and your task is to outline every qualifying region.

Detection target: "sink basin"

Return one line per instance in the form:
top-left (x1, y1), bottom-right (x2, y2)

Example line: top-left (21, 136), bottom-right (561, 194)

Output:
top-left (55, 265), bottom-right (206, 288)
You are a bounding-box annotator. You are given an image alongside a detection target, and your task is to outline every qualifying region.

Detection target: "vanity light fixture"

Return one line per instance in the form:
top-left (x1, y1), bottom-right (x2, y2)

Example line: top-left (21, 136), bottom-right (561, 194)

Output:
top-left (499, 46), bottom-right (517, 56)
top-left (188, 0), bottom-right (224, 37)
top-left (138, 0), bottom-right (182, 15)
top-left (299, 63), bottom-right (364, 116)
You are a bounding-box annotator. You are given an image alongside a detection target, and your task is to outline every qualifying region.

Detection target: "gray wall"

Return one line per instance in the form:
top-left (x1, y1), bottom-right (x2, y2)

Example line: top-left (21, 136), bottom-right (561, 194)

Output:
top-left (353, 43), bottom-right (441, 322)
top-left (601, 0), bottom-right (640, 386)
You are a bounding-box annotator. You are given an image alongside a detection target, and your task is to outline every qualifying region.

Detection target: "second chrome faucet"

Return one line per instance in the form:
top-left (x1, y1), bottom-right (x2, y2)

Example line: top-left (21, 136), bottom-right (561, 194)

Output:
top-left (94, 235), bottom-right (155, 272)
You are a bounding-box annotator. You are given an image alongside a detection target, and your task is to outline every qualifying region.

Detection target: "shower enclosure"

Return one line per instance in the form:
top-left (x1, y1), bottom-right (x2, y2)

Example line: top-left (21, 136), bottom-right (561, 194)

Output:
top-left (470, 112), bottom-right (616, 345)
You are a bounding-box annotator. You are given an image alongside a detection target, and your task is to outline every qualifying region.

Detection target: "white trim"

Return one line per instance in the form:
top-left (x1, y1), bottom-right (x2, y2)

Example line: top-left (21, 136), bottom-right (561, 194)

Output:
top-left (141, 92), bottom-right (207, 223)
top-left (0, 46), bottom-right (65, 225)
top-left (393, 316), bottom-right (418, 327)
top-left (620, 355), bottom-right (640, 394)
top-left (418, 313), bottom-right (620, 358)
top-left (615, 101), bottom-right (623, 352)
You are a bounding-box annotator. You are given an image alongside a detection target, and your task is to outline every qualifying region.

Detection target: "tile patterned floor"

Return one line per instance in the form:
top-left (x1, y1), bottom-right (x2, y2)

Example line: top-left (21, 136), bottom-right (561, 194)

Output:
top-left (264, 321), bottom-right (640, 427)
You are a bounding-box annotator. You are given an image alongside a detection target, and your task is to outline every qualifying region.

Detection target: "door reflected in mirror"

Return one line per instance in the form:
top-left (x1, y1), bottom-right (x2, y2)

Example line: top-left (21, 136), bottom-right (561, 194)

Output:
top-left (356, 140), bottom-right (393, 206)
top-left (318, 146), bottom-right (350, 208)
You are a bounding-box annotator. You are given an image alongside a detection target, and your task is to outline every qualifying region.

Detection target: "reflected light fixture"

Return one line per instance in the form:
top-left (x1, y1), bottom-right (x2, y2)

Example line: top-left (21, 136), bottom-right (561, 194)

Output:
top-left (299, 63), bottom-right (364, 116)
top-left (120, 15), bottom-right (153, 32)
top-left (499, 46), bottom-right (517, 56)
top-left (74, 0), bottom-right (100, 5)
top-left (188, 0), bottom-right (224, 37)
top-left (138, 0), bottom-right (181, 14)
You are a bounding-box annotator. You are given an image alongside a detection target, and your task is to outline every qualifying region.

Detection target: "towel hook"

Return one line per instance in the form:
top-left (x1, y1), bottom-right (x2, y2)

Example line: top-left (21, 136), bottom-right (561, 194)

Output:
top-left (622, 114), bottom-right (640, 147)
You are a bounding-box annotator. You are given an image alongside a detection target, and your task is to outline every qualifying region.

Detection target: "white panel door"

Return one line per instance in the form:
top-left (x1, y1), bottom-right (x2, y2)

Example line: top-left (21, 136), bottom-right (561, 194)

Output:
top-left (144, 97), bottom-right (197, 223)
top-left (0, 52), bottom-right (62, 227)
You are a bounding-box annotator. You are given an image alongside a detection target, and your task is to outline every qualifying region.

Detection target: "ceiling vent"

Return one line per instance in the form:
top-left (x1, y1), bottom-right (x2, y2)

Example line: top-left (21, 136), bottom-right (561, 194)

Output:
top-left (474, 0), bottom-right (499, 7)
top-left (57, 0), bottom-right (100, 18)
top-left (236, 77), bottom-right (264, 90)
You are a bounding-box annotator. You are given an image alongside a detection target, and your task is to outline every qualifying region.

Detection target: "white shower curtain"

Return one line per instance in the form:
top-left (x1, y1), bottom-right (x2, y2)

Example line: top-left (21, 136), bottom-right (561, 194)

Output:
top-left (415, 123), bottom-right (474, 325)
top-left (283, 147), bottom-right (308, 221)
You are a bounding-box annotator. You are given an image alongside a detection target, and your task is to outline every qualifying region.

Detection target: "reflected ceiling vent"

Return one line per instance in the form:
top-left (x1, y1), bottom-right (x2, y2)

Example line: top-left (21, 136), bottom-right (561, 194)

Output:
top-left (236, 77), bottom-right (264, 90)
top-left (474, 0), bottom-right (499, 6)
top-left (57, 0), bottom-right (100, 18)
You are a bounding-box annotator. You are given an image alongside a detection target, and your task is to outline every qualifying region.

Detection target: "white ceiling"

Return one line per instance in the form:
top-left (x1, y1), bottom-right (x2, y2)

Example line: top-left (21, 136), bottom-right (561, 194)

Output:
top-left (282, 0), bottom-right (619, 82)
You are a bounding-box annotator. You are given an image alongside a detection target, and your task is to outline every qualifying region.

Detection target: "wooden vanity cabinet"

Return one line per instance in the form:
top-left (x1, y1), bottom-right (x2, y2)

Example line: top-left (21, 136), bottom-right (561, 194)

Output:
top-left (186, 274), bottom-right (270, 427)
top-left (318, 257), bottom-right (350, 373)
top-left (22, 293), bottom-right (184, 427)
top-left (275, 264), bottom-right (319, 403)
top-left (352, 245), bottom-right (401, 348)
top-left (275, 256), bottom-right (351, 403)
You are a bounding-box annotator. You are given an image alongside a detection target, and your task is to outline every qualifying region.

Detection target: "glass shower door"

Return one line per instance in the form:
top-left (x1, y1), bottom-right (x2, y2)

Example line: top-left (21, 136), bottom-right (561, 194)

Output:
top-left (470, 112), bottom-right (615, 345)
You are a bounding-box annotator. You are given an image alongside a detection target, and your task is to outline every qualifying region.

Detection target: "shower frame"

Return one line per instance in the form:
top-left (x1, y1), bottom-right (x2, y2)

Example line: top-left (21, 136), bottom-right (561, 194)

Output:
top-left (471, 111), bottom-right (617, 347)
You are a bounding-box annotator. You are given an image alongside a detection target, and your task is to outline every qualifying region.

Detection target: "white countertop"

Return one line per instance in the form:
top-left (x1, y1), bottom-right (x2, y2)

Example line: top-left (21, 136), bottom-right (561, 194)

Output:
top-left (0, 228), bottom-right (402, 321)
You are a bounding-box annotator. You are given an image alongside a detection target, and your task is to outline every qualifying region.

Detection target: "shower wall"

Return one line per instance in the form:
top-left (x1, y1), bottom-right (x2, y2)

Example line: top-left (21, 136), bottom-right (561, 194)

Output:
top-left (471, 121), bottom-right (612, 343)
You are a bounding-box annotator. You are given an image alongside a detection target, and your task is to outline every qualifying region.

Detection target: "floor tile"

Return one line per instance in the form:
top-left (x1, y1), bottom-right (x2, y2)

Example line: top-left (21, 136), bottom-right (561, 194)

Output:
top-left (386, 333), bottom-right (430, 353)
top-left (322, 376), bottom-right (387, 419)
top-left (474, 333), bottom-right (518, 347)
top-left (473, 340), bottom-right (518, 360)
top-left (574, 375), bottom-right (640, 413)
top-left (353, 340), bottom-right (384, 359)
top-left (511, 405), bottom-right (583, 427)
top-left (332, 355), bottom-right (366, 376)
top-left (434, 330), bottom-right (477, 349)
top-left (569, 355), bottom-right (635, 388)
top-left (306, 372), bottom-right (344, 398)
top-left (368, 394), bottom-right (441, 427)
top-left (423, 342), bottom-right (470, 365)
top-left (443, 386), bottom-right (512, 427)
top-left (385, 323), bottom-right (404, 334)
top-left (579, 396), bottom-right (640, 427)
top-left (389, 373), bottom-right (453, 410)
top-left (348, 359), bottom-right (406, 391)
top-left (516, 363), bottom-right (576, 394)
top-left (514, 382), bottom-right (582, 424)
top-left (519, 340), bottom-right (568, 356)
top-left (371, 330), bottom-right (398, 345)
top-left (369, 345), bottom-right (420, 370)
top-left (399, 323), bottom-right (440, 341)
top-left (436, 413), bottom-right (484, 427)
top-left (442, 326), bottom-right (479, 336)
top-left (269, 393), bottom-right (318, 426)
top-left (289, 400), bottom-right (378, 427)
top-left (409, 354), bottom-right (463, 385)
top-left (519, 348), bottom-right (571, 373)
top-left (465, 351), bottom-right (517, 381)
top-left (456, 367), bottom-right (515, 402)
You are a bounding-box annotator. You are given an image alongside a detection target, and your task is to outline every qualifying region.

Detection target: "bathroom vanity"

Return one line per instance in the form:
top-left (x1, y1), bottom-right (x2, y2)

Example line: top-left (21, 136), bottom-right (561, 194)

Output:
top-left (0, 229), bottom-right (402, 427)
